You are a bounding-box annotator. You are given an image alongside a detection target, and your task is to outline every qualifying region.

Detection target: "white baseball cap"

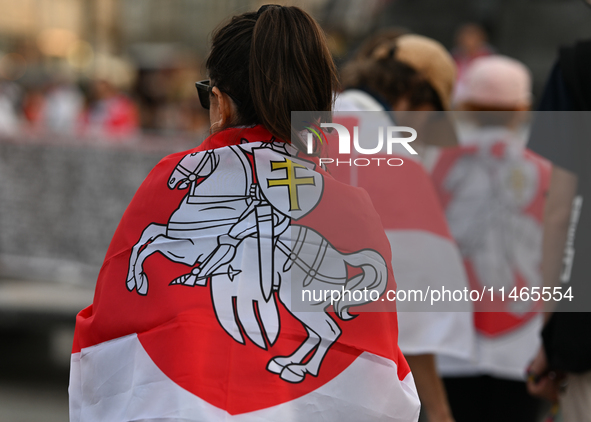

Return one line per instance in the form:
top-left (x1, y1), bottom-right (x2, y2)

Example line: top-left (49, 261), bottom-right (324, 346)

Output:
top-left (461, 55), bottom-right (531, 108)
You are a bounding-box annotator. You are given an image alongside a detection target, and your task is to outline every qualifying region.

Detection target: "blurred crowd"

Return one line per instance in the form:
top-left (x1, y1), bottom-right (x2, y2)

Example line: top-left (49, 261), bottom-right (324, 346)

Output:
top-left (0, 21), bottom-right (498, 142)
top-left (0, 40), bottom-right (210, 141)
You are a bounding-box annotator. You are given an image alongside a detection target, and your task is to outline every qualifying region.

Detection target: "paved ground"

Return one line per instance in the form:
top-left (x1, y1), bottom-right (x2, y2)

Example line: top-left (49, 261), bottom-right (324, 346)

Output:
top-left (0, 380), bottom-right (69, 422)
top-left (0, 280), bottom-right (88, 422)
top-left (0, 329), bottom-right (70, 422)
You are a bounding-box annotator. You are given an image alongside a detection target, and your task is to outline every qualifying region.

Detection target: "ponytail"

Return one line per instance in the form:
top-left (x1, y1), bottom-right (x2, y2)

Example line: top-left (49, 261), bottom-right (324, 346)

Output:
top-left (206, 5), bottom-right (338, 152)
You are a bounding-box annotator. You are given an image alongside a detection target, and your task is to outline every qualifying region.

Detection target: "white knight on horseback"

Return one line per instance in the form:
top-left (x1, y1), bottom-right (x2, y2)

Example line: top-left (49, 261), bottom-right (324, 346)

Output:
top-left (126, 141), bottom-right (389, 383)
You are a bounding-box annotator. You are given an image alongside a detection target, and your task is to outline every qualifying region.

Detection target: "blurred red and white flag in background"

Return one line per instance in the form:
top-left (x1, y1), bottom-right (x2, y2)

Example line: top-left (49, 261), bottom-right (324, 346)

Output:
top-left (330, 90), bottom-right (475, 360)
top-left (430, 126), bottom-right (550, 379)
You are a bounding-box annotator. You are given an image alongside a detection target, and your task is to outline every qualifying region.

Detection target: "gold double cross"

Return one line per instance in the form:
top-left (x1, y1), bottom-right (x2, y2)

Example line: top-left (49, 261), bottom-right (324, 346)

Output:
top-left (267, 159), bottom-right (315, 211)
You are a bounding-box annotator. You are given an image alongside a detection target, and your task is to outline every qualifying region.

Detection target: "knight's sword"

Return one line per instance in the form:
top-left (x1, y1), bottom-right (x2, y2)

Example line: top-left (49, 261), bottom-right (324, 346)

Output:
top-left (256, 204), bottom-right (275, 302)
top-left (169, 265), bottom-right (242, 286)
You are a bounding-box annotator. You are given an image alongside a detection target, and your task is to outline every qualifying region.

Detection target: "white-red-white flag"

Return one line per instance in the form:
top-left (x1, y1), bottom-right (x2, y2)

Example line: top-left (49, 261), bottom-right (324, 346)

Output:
top-left (329, 90), bottom-right (474, 358)
top-left (430, 127), bottom-right (550, 379)
top-left (69, 125), bottom-right (420, 422)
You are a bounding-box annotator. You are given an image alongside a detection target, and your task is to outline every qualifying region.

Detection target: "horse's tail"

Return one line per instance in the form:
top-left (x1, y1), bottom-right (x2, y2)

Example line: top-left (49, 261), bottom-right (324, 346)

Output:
top-left (334, 249), bottom-right (388, 320)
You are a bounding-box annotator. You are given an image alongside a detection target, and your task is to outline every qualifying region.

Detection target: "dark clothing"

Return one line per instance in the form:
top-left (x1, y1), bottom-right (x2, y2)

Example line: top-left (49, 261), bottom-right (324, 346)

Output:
top-left (444, 376), bottom-right (541, 422)
top-left (542, 313), bottom-right (591, 373)
top-left (559, 40), bottom-right (591, 111)
top-left (531, 64), bottom-right (579, 174)
top-left (528, 40), bottom-right (591, 374)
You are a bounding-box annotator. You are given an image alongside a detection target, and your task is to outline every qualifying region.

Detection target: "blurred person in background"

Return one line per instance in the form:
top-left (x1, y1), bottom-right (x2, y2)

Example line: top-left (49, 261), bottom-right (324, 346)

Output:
top-left (526, 38), bottom-right (591, 422)
top-left (0, 80), bottom-right (21, 135)
top-left (22, 83), bottom-right (45, 127)
top-left (338, 33), bottom-right (459, 150)
top-left (345, 27), bottom-right (408, 63)
top-left (451, 23), bottom-right (494, 107)
top-left (69, 5), bottom-right (420, 421)
top-left (331, 33), bottom-right (475, 422)
top-left (23, 69), bottom-right (84, 135)
top-left (133, 55), bottom-right (209, 136)
top-left (79, 55), bottom-right (139, 140)
top-left (156, 58), bottom-right (209, 135)
top-left (429, 55), bottom-right (549, 422)
top-left (134, 66), bottom-right (172, 132)
top-left (41, 72), bottom-right (84, 134)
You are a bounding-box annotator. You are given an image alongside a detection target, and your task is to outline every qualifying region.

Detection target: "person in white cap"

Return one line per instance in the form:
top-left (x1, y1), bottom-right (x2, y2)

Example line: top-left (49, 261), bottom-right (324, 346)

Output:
top-left (429, 55), bottom-right (550, 422)
top-left (459, 55), bottom-right (531, 112)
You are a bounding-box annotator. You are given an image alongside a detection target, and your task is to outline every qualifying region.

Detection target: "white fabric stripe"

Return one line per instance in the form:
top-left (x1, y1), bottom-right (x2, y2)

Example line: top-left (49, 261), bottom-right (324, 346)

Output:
top-left (69, 351), bottom-right (82, 422)
top-left (386, 230), bottom-right (475, 360)
top-left (70, 334), bottom-right (420, 422)
top-left (437, 315), bottom-right (542, 381)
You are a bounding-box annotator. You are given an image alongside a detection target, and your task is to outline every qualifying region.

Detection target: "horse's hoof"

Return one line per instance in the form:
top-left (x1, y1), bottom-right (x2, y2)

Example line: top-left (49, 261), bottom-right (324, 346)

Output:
top-left (137, 273), bottom-right (149, 295)
top-left (280, 365), bottom-right (306, 383)
top-left (266, 359), bottom-right (284, 374)
top-left (126, 277), bottom-right (135, 292)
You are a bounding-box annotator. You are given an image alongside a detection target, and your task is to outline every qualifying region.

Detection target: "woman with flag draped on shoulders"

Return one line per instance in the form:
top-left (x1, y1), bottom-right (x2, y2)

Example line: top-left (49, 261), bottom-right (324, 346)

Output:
top-left (69, 5), bottom-right (420, 422)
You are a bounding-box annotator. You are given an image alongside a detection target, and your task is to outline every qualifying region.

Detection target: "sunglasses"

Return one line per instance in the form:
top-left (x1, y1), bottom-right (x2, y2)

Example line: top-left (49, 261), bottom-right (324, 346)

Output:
top-left (195, 80), bottom-right (242, 110)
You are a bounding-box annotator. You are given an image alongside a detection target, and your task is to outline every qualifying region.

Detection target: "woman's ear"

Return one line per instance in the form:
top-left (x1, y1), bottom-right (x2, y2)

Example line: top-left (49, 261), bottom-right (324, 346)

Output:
top-left (210, 87), bottom-right (235, 130)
